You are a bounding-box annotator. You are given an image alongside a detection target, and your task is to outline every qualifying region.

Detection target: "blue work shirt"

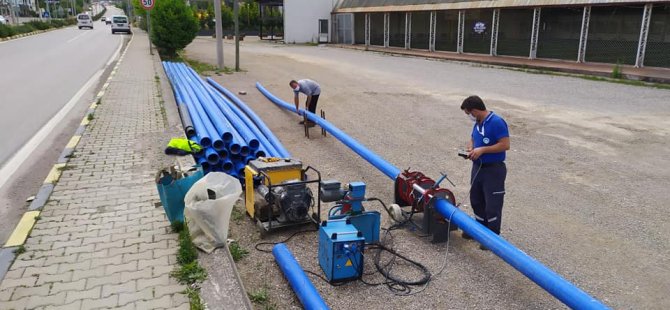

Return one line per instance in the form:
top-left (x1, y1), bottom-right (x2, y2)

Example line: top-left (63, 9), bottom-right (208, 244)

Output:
top-left (471, 111), bottom-right (509, 164)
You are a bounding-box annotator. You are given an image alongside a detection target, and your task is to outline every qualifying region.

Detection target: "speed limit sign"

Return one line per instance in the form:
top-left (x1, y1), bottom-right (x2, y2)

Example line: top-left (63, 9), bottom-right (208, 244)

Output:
top-left (141, 0), bottom-right (154, 10)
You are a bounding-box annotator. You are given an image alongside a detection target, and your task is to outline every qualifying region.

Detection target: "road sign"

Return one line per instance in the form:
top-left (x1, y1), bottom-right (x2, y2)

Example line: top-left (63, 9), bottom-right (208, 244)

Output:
top-left (141, 0), bottom-right (154, 10)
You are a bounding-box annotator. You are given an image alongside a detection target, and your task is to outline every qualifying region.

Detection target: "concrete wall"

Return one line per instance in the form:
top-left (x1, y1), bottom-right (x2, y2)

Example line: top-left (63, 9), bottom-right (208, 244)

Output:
top-left (284, 0), bottom-right (336, 43)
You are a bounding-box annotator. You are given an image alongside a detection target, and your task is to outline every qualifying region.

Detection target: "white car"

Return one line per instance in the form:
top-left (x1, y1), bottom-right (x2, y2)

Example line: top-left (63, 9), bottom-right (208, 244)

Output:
top-left (0, 15), bottom-right (7, 24)
top-left (110, 15), bottom-right (131, 34)
top-left (77, 13), bottom-right (93, 29)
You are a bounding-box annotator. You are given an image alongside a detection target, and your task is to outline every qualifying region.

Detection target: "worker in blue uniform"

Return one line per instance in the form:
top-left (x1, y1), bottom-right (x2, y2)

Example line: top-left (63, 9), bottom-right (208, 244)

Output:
top-left (460, 95), bottom-right (510, 250)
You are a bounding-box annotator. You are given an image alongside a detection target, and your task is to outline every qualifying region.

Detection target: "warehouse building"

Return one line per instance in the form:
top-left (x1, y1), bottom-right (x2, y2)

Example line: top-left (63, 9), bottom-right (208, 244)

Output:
top-left (330, 0), bottom-right (670, 68)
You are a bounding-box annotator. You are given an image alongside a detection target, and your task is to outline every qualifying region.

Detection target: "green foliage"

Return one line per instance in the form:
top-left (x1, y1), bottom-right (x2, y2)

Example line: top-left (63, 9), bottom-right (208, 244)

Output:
top-left (248, 287), bottom-right (269, 303)
top-left (239, 1), bottom-right (259, 30)
top-left (14, 245), bottom-right (26, 255)
top-left (150, 0), bottom-right (199, 57)
top-left (0, 18), bottom-right (76, 38)
top-left (171, 220), bottom-right (185, 233)
top-left (229, 241), bottom-right (248, 262)
top-left (185, 286), bottom-right (205, 310)
top-left (177, 227), bottom-right (198, 264)
top-left (92, 7), bottom-right (107, 21)
top-left (611, 62), bottom-right (623, 79)
top-left (171, 261), bottom-right (207, 284)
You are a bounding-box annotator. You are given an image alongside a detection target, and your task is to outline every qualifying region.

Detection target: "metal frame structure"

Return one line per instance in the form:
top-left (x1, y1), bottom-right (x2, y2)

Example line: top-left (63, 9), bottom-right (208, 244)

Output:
top-left (457, 10), bottom-right (465, 53)
top-left (578, 6), bottom-right (591, 63)
top-left (530, 7), bottom-right (542, 59)
top-left (365, 12), bottom-right (371, 47)
top-left (405, 12), bottom-right (412, 49)
top-left (635, 3), bottom-right (653, 68)
top-left (429, 10), bottom-right (437, 52)
top-left (490, 9), bottom-right (500, 56)
top-left (384, 12), bottom-right (390, 47)
top-left (258, 0), bottom-right (284, 41)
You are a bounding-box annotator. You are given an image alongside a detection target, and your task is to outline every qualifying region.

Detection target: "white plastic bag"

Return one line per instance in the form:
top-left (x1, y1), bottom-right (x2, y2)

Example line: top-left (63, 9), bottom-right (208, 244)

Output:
top-left (184, 172), bottom-right (242, 253)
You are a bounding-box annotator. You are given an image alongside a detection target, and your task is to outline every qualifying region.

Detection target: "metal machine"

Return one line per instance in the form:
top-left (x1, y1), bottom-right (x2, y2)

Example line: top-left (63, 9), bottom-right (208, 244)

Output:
top-left (318, 219), bottom-right (365, 283)
top-left (394, 169), bottom-right (458, 243)
top-left (318, 180), bottom-right (381, 282)
top-left (244, 158), bottom-right (321, 237)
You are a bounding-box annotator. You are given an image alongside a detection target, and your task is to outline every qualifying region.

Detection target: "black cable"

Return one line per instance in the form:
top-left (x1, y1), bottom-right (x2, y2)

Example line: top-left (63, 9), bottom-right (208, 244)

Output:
top-left (254, 228), bottom-right (317, 253)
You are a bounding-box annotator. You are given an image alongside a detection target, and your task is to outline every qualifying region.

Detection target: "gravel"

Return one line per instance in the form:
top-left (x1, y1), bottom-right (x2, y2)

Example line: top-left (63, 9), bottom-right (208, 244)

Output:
top-left (185, 37), bottom-right (670, 310)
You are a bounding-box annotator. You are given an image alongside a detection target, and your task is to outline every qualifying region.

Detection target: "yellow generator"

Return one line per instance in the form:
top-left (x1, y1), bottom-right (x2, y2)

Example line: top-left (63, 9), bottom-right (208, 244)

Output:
top-left (244, 158), bottom-right (321, 237)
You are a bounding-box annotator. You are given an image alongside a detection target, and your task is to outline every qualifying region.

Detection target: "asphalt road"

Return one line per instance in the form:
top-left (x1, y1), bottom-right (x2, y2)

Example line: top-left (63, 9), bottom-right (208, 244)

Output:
top-left (0, 7), bottom-right (125, 243)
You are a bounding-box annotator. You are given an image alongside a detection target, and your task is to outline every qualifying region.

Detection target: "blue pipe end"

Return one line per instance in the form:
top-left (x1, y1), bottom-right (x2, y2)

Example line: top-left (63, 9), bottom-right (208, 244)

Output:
top-left (249, 139), bottom-right (260, 150)
top-left (217, 149), bottom-right (229, 159)
top-left (200, 137), bottom-right (212, 148)
top-left (255, 150), bottom-right (266, 158)
top-left (240, 146), bottom-right (250, 157)
top-left (212, 140), bottom-right (226, 151)
top-left (229, 143), bottom-right (241, 155)
top-left (222, 132), bottom-right (233, 144)
top-left (222, 160), bottom-right (234, 173)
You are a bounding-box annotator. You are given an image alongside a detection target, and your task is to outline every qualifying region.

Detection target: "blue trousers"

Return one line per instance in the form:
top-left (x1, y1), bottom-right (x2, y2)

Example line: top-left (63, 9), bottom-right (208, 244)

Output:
top-left (470, 162), bottom-right (507, 235)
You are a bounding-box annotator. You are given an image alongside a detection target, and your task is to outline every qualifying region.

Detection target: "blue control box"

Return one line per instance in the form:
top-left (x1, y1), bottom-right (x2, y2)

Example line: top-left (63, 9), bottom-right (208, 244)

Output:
top-left (318, 219), bottom-right (365, 283)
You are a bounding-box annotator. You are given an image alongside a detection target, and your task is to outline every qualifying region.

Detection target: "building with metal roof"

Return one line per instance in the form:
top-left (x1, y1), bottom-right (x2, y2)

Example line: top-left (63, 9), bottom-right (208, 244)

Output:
top-left (329, 0), bottom-right (670, 67)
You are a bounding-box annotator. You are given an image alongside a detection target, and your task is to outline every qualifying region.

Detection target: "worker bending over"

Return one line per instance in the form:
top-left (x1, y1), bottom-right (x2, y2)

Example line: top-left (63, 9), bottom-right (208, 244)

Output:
top-left (289, 79), bottom-right (321, 127)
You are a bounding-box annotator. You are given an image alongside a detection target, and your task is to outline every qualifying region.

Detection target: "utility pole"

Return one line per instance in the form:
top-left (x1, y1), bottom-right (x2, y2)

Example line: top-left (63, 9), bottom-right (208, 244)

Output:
top-left (234, 0), bottom-right (239, 71)
top-left (213, 0), bottom-right (224, 70)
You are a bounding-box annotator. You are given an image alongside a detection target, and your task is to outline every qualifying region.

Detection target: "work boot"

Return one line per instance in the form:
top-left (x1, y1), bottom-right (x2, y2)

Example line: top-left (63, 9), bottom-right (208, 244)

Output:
top-left (461, 231), bottom-right (473, 240)
top-left (479, 244), bottom-right (490, 251)
top-left (299, 120), bottom-right (305, 125)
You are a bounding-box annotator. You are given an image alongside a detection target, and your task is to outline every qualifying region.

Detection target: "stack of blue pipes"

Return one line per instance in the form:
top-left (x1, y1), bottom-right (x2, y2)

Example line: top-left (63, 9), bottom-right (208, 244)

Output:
top-left (162, 61), bottom-right (291, 180)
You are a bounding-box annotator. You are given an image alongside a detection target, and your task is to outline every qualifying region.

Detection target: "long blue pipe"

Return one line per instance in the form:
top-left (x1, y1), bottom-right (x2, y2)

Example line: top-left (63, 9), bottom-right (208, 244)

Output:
top-left (163, 62), bottom-right (196, 137)
top-left (256, 82), bottom-right (400, 179)
top-left (272, 243), bottom-right (330, 310)
top-left (256, 83), bottom-right (609, 310)
top-left (184, 67), bottom-right (260, 156)
top-left (202, 79), bottom-right (276, 155)
top-left (208, 78), bottom-right (291, 158)
top-left (169, 63), bottom-right (222, 150)
top-left (173, 64), bottom-right (232, 151)
top-left (164, 63), bottom-right (211, 148)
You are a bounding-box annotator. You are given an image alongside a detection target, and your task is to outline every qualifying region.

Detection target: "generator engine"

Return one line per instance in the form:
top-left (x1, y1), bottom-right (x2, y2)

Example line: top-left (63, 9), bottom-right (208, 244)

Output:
top-left (394, 169), bottom-right (457, 243)
top-left (257, 181), bottom-right (312, 223)
top-left (245, 158), bottom-right (321, 237)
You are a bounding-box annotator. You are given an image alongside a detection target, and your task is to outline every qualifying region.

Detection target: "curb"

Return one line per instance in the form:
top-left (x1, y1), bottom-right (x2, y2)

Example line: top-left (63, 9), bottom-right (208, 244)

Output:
top-left (0, 26), bottom-right (70, 42)
top-left (0, 34), bottom-right (135, 282)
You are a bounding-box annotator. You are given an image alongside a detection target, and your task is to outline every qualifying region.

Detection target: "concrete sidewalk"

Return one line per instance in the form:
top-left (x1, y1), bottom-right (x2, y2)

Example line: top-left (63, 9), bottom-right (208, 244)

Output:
top-left (336, 44), bottom-right (670, 84)
top-left (0, 32), bottom-right (190, 309)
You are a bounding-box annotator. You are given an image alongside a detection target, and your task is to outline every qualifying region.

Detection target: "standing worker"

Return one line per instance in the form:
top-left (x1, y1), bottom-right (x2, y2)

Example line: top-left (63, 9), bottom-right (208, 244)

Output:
top-left (460, 95), bottom-right (510, 250)
top-left (289, 79), bottom-right (321, 127)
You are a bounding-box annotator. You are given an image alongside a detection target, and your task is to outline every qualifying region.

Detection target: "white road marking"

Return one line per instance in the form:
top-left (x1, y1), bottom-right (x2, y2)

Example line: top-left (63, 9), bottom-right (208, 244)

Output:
top-left (0, 35), bottom-right (123, 191)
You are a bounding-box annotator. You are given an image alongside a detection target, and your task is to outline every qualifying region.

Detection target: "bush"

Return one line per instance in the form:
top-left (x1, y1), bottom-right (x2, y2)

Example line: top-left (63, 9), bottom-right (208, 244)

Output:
top-left (93, 7), bottom-right (107, 21)
top-left (150, 0), bottom-right (199, 57)
top-left (0, 24), bottom-right (15, 38)
top-left (25, 20), bottom-right (51, 30)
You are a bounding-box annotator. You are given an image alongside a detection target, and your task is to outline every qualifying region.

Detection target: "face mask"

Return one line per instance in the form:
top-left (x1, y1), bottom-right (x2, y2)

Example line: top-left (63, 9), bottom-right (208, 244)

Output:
top-left (468, 114), bottom-right (477, 122)
top-left (294, 86), bottom-right (300, 92)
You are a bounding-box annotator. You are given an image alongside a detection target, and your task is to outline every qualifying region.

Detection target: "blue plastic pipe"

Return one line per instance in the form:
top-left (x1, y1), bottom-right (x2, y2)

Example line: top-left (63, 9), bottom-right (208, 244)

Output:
top-left (173, 64), bottom-right (232, 151)
top-left (207, 78), bottom-right (291, 158)
top-left (178, 65), bottom-right (257, 151)
top-left (272, 243), bottom-right (330, 310)
top-left (256, 83), bottom-right (609, 310)
top-left (256, 82), bottom-right (401, 179)
top-left (164, 63), bottom-right (212, 148)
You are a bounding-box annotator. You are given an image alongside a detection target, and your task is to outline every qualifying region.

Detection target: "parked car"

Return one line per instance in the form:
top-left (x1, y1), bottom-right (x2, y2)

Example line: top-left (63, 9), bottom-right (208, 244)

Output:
top-left (110, 15), bottom-right (131, 34)
top-left (0, 15), bottom-right (7, 24)
top-left (105, 17), bottom-right (111, 25)
top-left (101, 16), bottom-right (106, 22)
top-left (77, 13), bottom-right (93, 29)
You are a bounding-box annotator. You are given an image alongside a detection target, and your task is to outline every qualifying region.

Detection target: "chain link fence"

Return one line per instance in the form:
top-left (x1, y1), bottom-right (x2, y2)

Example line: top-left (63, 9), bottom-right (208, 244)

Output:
top-left (464, 9), bottom-right (493, 54)
top-left (370, 13), bottom-right (385, 46)
top-left (497, 8), bottom-right (533, 57)
top-left (586, 5), bottom-right (643, 65)
top-left (536, 7), bottom-right (582, 61)
top-left (410, 11), bottom-right (430, 49)
top-left (435, 10), bottom-right (458, 52)
top-left (646, 4), bottom-right (670, 68)
top-left (389, 12), bottom-right (405, 47)
top-left (355, 13), bottom-right (365, 44)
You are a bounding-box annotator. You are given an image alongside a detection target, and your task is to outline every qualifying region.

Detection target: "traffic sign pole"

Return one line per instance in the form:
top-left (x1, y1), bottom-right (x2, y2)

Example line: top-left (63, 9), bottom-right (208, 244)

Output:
top-left (141, 0), bottom-right (155, 55)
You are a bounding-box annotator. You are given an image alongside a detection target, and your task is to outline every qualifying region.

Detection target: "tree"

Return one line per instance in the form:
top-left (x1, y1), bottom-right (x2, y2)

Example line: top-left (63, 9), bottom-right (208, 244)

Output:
top-left (150, 0), bottom-right (199, 57)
